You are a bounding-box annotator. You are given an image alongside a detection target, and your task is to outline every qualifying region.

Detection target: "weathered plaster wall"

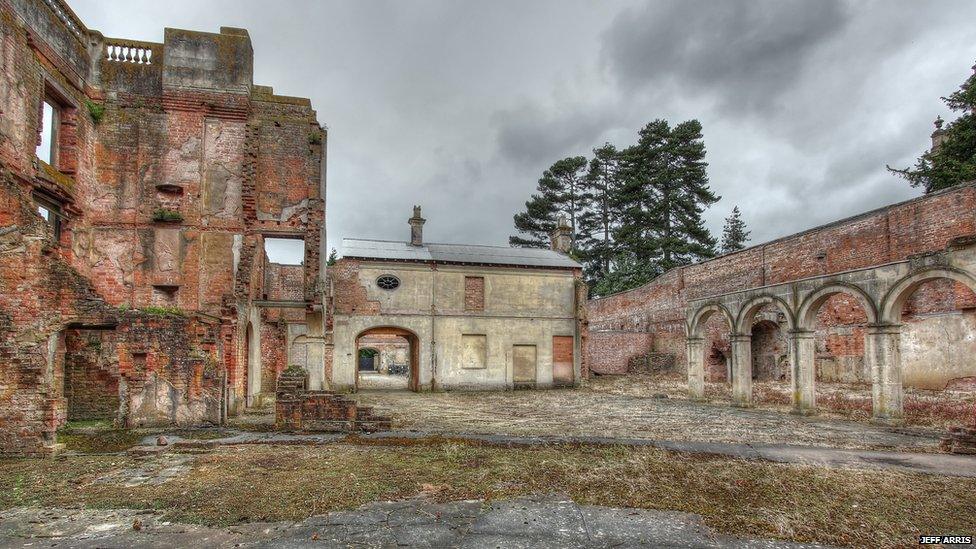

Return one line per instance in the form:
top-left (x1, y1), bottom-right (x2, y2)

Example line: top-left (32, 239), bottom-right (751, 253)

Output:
top-left (331, 260), bottom-right (581, 391)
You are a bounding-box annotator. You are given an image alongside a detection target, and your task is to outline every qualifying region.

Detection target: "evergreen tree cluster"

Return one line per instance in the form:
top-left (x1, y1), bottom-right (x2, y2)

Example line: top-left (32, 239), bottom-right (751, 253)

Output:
top-left (890, 62), bottom-right (976, 193)
top-left (510, 119), bottom-right (750, 296)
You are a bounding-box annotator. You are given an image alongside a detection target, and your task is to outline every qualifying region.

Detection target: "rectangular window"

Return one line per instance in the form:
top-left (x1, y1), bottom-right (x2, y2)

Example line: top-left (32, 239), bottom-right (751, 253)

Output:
top-left (464, 276), bottom-right (484, 311)
top-left (36, 100), bottom-right (58, 166)
top-left (34, 195), bottom-right (62, 240)
top-left (461, 334), bottom-right (487, 369)
top-left (264, 237), bottom-right (305, 265)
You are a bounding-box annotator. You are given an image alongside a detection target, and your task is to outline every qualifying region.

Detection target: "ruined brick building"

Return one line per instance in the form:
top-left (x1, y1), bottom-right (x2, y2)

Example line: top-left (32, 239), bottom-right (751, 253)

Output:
top-left (0, 0), bottom-right (585, 457)
top-left (2, 0), bottom-right (974, 458)
top-left (0, 0), bottom-right (326, 455)
top-left (586, 173), bottom-right (976, 419)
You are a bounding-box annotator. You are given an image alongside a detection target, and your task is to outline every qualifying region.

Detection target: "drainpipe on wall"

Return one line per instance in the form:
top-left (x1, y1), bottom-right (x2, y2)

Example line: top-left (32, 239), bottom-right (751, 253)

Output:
top-left (430, 261), bottom-right (437, 390)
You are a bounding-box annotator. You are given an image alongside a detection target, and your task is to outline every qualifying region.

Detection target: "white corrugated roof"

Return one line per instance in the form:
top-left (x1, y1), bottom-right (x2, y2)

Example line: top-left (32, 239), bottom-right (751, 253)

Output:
top-left (341, 238), bottom-right (581, 269)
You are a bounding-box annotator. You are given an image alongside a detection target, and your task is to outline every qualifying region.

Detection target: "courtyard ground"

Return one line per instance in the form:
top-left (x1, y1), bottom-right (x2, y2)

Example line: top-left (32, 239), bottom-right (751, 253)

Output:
top-left (348, 376), bottom-right (954, 451)
top-left (3, 378), bottom-right (974, 547)
top-left (2, 438), bottom-right (975, 547)
top-left (589, 373), bottom-right (976, 429)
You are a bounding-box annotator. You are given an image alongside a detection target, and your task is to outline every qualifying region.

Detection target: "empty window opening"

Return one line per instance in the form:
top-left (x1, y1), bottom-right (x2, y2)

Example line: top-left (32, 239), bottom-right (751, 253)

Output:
top-left (264, 237), bottom-right (304, 265)
top-left (34, 194), bottom-right (62, 240)
top-left (36, 100), bottom-right (57, 165)
top-left (152, 285), bottom-right (179, 307)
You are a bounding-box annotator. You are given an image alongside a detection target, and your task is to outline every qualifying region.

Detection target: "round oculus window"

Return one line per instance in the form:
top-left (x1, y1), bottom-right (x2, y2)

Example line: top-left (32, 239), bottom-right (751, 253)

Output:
top-left (376, 275), bottom-right (400, 290)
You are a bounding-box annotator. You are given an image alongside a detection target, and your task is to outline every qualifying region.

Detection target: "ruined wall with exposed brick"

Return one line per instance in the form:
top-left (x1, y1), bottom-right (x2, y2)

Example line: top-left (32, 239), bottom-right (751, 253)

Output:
top-left (264, 261), bottom-right (305, 301)
top-left (0, 0), bottom-right (324, 455)
top-left (0, 168), bottom-right (118, 455)
top-left (586, 184), bottom-right (976, 390)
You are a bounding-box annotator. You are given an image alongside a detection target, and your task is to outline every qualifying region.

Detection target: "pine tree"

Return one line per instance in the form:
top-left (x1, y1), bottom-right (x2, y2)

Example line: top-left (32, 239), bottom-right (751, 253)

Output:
top-left (720, 206), bottom-right (750, 253)
top-left (613, 119), bottom-right (719, 276)
top-left (577, 144), bottom-right (621, 283)
top-left (326, 248), bottom-right (338, 266)
top-left (510, 156), bottom-right (589, 249)
top-left (889, 63), bottom-right (976, 193)
top-left (509, 194), bottom-right (556, 248)
top-left (590, 254), bottom-right (655, 297)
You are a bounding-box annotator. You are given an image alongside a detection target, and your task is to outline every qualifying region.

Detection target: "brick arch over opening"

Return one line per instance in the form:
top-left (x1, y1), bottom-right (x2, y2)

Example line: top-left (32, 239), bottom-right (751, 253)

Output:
top-left (688, 303), bottom-right (735, 338)
top-left (354, 326), bottom-right (420, 391)
top-left (734, 294), bottom-right (796, 334)
top-left (797, 282), bottom-right (879, 330)
top-left (881, 267), bottom-right (976, 324)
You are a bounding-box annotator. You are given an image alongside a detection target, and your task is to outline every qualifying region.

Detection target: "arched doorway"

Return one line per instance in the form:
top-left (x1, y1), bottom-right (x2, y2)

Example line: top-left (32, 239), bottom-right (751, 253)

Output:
top-left (796, 283), bottom-right (878, 415)
top-left (355, 327), bottom-right (419, 391)
top-left (733, 295), bottom-right (796, 407)
top-left (751, 318), bottom-right (789, 382)
top-left (687, 304), bottom-right (735, 401)
top-left (879, 268), bottom-right (976, 422)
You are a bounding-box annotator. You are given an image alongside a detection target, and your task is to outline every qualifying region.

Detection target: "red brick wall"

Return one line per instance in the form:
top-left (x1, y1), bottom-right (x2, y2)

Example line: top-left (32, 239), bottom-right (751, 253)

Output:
top-left (331, 259), bottom-right (380, 316)
top-left (264, 261), bottom-right (305, 301)
top-left (586, 184), bottom-right (976, 376)
top-left (64, 330), bottom-right (120, 421)
top-left (0, 1), bottom-right (324, 454)
top-left (585, 331), bottom-right (653, 375)
top-left (464, 276), bottom-right (485, 311)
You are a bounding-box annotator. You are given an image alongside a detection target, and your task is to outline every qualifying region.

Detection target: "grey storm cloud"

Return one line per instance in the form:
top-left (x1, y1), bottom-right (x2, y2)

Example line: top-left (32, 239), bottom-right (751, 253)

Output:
top-left (70, 0), bottom-right (976, 257)
top-left (602, 0), bottom-right (848, 114)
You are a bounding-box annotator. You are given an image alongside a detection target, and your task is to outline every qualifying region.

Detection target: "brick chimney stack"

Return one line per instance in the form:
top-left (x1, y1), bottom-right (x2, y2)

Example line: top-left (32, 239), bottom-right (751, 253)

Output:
top-left (408, 205), bottom-right (426, 246)
top-left (931, 116), bottom-right (946, 153)
top-left (550, 215), bottom-right (572, 254)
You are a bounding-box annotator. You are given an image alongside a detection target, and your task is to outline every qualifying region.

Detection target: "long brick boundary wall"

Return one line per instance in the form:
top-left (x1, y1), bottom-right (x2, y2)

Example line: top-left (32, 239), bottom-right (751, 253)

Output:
top-left (585, 183), bottom-right (976, 376)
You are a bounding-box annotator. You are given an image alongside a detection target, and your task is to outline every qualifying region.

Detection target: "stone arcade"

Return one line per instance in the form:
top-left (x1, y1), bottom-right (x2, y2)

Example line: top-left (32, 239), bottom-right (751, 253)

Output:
top-left (587, 183), bottom-right (976, 421)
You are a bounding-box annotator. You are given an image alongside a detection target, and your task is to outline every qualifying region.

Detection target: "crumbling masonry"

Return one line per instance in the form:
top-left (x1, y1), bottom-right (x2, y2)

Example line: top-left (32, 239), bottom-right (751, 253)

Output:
top-left (0, 0), bottom-right (326, 455)
top-left (2, 0), bottom-right (974, 458)
top-left (586, 183), bottom-right (976, 420)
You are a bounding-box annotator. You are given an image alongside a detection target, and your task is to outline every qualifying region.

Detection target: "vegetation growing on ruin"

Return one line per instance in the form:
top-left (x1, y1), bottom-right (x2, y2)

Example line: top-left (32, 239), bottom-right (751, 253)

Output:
top-left (140, 305), bottom-right (185, 316)
top-left (151, 208), bottom-right (183, 223)
top-left (85, 100), bottom-right (105, 125)
top-left (0, 440), bottom-right (972, 547)
top-left (308, 131), bottom-right (322, 145)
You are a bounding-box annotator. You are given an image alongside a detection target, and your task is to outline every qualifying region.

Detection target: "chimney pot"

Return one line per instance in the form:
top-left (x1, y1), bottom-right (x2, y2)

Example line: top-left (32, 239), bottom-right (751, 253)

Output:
top-left (550, 215), bottom-right (572, 254)
top-left (408, 205), bottom-right (426, 246)
top-left (931, 116), bottom-right (946, 152)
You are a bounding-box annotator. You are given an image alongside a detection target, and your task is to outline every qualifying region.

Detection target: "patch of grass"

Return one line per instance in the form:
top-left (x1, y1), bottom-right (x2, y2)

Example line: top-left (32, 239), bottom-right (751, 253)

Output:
top-left (151, 208), bottom-right (183, 223)
top-left (139, 305), bottom-right (185, 317)
top-left (61, 419), bottom-right (114, 432)
top-left (57, 430), bottom-right (143, 454)
top-left (0, 441), bottom-right (972, 547)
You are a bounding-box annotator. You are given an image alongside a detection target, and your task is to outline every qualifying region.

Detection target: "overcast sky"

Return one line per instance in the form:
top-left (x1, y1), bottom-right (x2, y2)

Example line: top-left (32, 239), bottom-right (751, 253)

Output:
top-left (72, 0), bottom-right (976, 261)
